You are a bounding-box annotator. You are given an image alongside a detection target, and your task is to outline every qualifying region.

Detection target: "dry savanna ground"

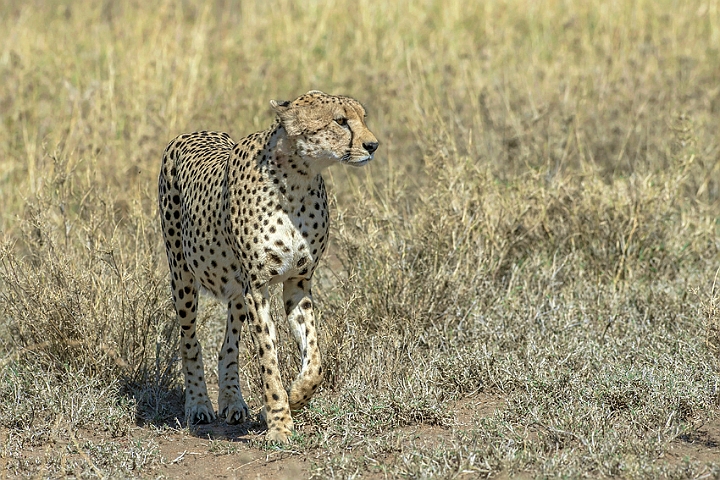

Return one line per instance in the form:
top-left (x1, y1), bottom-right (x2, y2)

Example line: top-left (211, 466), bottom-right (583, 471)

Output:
top-left (1, 0), bottom-right (720, 478)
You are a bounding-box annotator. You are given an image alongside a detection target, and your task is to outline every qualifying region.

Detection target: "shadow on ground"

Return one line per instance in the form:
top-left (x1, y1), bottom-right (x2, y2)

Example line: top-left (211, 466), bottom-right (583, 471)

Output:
top-left (123, 380), bottom-right (268, 442)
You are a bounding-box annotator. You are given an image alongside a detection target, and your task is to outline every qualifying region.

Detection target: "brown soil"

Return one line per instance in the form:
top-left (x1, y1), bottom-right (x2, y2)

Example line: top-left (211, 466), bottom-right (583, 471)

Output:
top-left (155, 434), bottom-right (307, 480)
top-left (667, 415), bottom-right (720, 465)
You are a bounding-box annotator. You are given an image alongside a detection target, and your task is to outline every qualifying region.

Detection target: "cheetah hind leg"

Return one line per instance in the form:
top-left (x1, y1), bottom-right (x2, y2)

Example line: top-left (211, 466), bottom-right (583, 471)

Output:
top-left (217, 301), bottom-right (250, 424)
top-left (173, 280), bottom-right (216, 425)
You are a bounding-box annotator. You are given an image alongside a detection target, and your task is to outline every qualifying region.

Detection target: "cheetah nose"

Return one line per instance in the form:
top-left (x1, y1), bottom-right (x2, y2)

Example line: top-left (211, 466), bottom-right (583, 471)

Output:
top-left (363, 141), bottom-right (379, 154)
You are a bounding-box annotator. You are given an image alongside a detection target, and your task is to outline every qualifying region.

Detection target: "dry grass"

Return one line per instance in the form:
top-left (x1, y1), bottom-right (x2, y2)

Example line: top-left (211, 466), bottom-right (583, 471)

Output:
top-left (1, 0), bottom-right (719, 478)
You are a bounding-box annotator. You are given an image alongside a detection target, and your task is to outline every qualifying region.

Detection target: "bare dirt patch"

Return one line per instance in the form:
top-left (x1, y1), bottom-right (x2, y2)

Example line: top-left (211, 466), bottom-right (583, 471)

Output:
top-left (155, 434), bottom-right (307, 480)
top-left (667, 416), bottom-right (720, 465)
top-left (454, 392), bottom-right (506, 427)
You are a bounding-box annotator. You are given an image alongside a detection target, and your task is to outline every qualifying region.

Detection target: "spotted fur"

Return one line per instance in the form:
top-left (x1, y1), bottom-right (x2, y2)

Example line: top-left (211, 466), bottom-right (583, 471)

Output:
top-left (158, 91), bottom-right (378, 443)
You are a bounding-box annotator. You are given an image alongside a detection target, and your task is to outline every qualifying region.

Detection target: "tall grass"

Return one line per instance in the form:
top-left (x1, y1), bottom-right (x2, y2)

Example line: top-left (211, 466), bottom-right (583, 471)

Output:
top-left (0, 0), bottom-right (719, 477)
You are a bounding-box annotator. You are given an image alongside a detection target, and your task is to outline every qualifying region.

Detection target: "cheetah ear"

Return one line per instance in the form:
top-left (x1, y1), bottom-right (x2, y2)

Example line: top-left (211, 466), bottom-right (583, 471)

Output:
top-left (270, 99), bottom-right (291, 109)
top-left (270, 99), bottom-right (301, 137)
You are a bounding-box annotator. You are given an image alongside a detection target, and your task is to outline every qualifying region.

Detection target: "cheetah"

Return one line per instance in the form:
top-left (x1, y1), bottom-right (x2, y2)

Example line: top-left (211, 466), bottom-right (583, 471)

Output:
top-left (158, 90), bottom-right (378, 443)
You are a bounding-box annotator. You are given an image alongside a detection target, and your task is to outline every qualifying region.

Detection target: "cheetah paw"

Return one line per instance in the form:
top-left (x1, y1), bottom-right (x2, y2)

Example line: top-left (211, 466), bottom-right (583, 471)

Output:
top-left (185, 401), bottom-right (216, 424)
top-left (260, 407), bottom-right (294, 444)
top-left (220, 401), bottom-right (250, 424)
top-left (265, 426), bottom-right (293, 444)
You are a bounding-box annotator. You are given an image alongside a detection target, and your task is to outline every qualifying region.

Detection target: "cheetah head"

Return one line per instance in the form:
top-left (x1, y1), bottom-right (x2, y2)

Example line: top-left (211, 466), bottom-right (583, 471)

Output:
top-left (270, 90), bottom-right (379, 168)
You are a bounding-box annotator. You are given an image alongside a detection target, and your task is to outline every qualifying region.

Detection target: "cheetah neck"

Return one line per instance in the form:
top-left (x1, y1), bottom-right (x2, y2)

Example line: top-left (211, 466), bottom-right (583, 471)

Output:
top-left (248, 123), bottom-right (328, 211)
top-left (267, 123), bottom-right (336, 178)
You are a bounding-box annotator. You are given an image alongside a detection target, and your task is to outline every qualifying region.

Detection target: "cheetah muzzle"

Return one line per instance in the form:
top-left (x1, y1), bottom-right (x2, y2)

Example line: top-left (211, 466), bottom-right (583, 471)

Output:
top-left (158, 91), bottom-right (378, 443)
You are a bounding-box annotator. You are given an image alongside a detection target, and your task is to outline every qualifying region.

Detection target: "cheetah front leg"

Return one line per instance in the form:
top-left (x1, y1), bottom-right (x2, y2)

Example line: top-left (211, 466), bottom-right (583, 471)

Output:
top-left (246, 287), bottom-right (294, 443)
top-left (283, 278), bottom-right (324, 411)
top-left (217, 300), bottom-right (250, 424)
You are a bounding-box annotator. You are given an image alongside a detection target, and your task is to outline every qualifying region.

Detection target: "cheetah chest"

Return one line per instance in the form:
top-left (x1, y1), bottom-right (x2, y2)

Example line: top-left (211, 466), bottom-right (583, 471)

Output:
top-left (253, 196), bottom-right (330, 287)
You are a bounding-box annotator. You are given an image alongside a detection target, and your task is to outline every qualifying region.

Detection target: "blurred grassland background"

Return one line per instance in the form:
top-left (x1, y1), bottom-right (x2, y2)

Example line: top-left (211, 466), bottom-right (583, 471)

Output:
top-left (1, 0), bottom-right (720, 477)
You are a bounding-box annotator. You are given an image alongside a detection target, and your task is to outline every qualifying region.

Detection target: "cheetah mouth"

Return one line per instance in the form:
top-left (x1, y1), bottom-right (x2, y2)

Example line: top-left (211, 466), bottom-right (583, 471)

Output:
top-left (341, 152), bottom-right (374, 167)
top-left (348, 157), bottom-right (372, 167)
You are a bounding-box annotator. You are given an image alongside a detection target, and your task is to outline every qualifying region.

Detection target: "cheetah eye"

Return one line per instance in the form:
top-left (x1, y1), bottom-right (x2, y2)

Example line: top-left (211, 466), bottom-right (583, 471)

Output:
top-left (334, 117), bottom-right (348, 127)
